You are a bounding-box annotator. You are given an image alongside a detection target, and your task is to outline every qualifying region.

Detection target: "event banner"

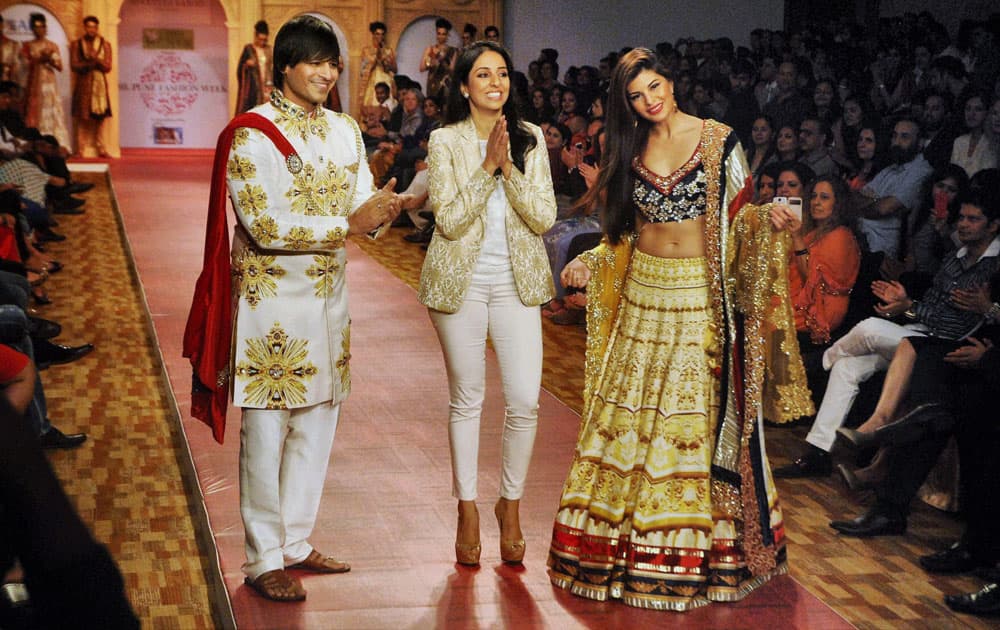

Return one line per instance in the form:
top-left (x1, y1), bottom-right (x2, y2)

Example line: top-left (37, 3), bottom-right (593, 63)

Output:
top-left (118, 0), bottom-right (227, 148)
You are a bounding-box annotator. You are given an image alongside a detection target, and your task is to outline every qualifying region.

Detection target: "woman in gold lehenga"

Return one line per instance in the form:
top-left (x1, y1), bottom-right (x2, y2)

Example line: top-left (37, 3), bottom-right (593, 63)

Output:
top-left (547, 48), bottom-right (813, 611)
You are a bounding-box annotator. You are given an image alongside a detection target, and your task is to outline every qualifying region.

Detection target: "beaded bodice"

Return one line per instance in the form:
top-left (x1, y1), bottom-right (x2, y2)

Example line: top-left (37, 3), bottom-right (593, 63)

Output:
top-left (632, 152), bottom-right (708, 223)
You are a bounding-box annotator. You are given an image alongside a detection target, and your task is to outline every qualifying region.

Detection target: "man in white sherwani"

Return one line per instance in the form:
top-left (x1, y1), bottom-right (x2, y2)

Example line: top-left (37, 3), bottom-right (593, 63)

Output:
top-left (223, 16), bottom-right (401, 602)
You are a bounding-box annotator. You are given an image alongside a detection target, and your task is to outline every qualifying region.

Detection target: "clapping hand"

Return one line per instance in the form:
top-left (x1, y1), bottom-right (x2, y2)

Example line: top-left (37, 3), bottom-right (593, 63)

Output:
top-left (349, 178), bottom-right (402, 236)
top-left (482, 116), bottom-right (511, 179)
top-left (872, 279), bottom-right (910, 318)
top-left (950, 283), bottom-right (991, 314)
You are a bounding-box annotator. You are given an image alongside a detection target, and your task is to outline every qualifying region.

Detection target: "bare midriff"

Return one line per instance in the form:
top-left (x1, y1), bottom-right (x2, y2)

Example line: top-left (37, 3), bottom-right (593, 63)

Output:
top-left (635, 214), bottom-right (706, 258)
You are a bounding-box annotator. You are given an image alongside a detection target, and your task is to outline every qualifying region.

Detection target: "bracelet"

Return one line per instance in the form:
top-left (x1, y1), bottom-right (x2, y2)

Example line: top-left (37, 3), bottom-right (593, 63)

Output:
top-left (794, 248), bottom-right (809, 256)
top-left (987, 302), bottom-right (1000, 322)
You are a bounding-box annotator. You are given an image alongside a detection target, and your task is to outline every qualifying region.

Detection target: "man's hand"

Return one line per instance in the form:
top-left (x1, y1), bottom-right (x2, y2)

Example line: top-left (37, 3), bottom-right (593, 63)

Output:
top-left (950, 283), bottom-right (992, 315)
top-left (872, 279), bottom-right (910, 318)
top-left (348, 178), bottom-right (402, 235)
top-left (944, 337), bottom-right (993, 369)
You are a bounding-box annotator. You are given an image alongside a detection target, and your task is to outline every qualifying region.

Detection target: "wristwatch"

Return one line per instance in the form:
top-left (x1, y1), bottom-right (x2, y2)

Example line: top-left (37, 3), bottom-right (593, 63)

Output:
top-left (903, 300), bottom-right (919, 320)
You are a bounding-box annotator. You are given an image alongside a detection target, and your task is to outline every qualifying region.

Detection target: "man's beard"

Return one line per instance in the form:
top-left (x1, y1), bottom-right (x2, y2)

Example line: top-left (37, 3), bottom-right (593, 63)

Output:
top-left (889, 144), bottom-right (918, 165)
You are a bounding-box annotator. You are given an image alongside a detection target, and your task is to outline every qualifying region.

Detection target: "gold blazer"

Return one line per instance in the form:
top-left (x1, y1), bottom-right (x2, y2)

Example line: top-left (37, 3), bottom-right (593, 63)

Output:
top-left (418, 117), bottom-right (557, 313)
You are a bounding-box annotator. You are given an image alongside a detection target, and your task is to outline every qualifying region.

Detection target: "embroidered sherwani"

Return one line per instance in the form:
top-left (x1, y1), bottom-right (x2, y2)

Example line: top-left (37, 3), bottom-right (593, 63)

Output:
top-left (226, 91), bottom-right (373, 411)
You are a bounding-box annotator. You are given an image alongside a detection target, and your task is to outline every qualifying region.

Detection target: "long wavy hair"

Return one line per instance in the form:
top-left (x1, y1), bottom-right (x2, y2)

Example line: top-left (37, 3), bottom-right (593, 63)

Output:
top-left (443, 41), bottom-right (536, 173)
top-left (577, 48), bottom-right (673, 244)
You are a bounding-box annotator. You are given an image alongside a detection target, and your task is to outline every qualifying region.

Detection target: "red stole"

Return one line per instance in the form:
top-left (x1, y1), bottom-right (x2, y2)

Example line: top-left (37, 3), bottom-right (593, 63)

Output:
top-left (182, 112), bottom-right (299, 443)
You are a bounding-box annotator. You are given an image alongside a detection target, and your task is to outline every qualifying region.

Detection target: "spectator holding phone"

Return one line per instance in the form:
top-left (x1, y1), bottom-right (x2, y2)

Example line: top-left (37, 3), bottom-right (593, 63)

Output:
top-left (774, 174), bottom-right (862, 349)
top-left (882, 164), bottom-right (970, 291)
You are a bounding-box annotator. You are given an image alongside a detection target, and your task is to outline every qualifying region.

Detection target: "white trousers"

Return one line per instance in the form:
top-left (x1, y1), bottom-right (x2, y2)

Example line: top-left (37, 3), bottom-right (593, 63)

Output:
top-left (239, 401), bottom-right (340, 579)
top-left (806, 317), bottom-right (927, 451)
top-left (428, 270), bottom-right (543, 501)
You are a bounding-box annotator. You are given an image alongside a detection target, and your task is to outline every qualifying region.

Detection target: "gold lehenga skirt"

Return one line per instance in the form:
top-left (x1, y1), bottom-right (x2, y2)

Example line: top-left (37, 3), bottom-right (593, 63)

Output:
top-left (548, 251), bottom-right (786, 611)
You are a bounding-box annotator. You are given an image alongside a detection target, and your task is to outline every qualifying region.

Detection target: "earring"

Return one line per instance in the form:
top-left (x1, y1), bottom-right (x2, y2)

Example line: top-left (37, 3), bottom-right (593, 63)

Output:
top-left (462, 92), bottom-right (469, 99)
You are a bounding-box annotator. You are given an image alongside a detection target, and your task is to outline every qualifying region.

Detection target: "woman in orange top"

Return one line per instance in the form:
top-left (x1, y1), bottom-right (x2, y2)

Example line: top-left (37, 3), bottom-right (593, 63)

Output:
top-left (781, 174), bottom-right (861, 349)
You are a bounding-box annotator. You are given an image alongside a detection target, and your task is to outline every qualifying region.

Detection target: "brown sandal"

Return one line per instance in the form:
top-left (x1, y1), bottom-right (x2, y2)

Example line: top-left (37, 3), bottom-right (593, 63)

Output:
top-left (287, 549), bottom-right (351, 574)
top-left (244, 569), bottom-right (306, 602)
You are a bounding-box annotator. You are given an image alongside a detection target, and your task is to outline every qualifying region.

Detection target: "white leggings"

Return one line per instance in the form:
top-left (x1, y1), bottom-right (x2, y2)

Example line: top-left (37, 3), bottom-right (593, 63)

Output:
top-left (429, 270), bottom-right (543, 501)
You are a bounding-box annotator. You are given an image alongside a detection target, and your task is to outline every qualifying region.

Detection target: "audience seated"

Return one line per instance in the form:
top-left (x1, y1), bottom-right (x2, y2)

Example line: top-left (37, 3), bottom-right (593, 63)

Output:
top-left (774, 168), bottom-right (1000, 479)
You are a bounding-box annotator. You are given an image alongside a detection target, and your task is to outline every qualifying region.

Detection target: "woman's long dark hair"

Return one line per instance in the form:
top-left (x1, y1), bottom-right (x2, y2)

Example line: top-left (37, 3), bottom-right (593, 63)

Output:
top-left (578, 48), bottom-right (673, 244)
top-left (444, 41), bottom-right (536, 173)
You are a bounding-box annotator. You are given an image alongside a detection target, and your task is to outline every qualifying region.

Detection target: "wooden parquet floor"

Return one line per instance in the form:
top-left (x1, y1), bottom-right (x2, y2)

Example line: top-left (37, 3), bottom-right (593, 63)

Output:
top-left (354, 226), bottom-right (996, 630)
top-left (31, 170), bottom-right (218, 628)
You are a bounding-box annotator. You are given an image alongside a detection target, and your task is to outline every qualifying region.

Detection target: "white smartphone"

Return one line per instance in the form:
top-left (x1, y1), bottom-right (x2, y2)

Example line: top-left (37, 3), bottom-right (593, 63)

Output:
top-left (787, 196), bottom-right (803, 221)
top-left (788, 197), bottom-right (802, 221)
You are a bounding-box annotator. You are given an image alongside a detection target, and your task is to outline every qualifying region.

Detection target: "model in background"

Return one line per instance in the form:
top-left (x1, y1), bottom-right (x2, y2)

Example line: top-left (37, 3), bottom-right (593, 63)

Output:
top-left (70, 16), bottom-right (112, 158)
top-left (234, 20), bottom-right (272, 114)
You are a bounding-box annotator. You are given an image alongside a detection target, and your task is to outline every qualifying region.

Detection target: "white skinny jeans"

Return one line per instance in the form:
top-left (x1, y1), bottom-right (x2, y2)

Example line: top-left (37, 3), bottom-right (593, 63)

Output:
top-left (429, 269), bottom-right (543, 501)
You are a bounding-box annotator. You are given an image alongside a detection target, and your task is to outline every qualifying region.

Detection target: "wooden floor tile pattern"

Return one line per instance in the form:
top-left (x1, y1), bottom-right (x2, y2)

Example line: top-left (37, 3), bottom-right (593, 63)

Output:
top-left (35, 170), bottom-right (218, 628)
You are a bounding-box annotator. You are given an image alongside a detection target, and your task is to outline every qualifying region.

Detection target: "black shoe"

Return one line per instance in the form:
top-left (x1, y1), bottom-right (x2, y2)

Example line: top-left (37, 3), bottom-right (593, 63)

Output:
top-left (772, 446), bottom-right (832, 478)
top-left (945, 582), bottom-right (1000, 616)
top-left (38, 427), bottom-right (87, 450)
top-left (35, 227), bottom-right (66, 242)
top-left (836, 463), bottom-right (874, 491)
top-left (829, 510), bottom-right (906, 537)
top-left (33, 340), bottom-right (94, 369)
top-left (26, 316), bottom-right (61, 340)
top-left (838, 403), bottom-right (950, 451)
top-left (51, 204), bottom-right (85, 215)
top-left (64, 181), bottom-right (94, 194)
top-left (920, 542), bottom-right (989, 574)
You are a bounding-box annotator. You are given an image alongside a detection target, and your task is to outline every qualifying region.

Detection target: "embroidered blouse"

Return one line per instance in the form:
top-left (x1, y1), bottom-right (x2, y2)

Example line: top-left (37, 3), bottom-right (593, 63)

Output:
top-left (631, 152), bottom-right (708, 223)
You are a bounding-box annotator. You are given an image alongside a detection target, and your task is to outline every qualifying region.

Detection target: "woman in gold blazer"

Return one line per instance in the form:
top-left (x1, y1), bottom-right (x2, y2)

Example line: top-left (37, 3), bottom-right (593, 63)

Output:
top-left (418, 42), bottom-right (556, 567)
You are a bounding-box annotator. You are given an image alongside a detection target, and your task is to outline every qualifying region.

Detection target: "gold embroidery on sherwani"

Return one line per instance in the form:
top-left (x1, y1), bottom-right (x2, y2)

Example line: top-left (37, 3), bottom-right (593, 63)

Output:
top-left (321, 227), bottom-right (346, 250)
top-left (237, 184), bottom-right (267, 217)
top-left (305, 255), bottom-right (340, 297)
top-left (227, 155), bottom-right (256, 181)
top-left (235, 248), bottom-right (286, 308)
top-left (249, 215), bottom-right (279, 246)
top-left (235, 323), bottom-right (318, 408)
top-left (286, 162), bottom-right (350, 216)
top-left (232, 127), bottom-right (250, 148)
top-left (336, 326), bottom-right (351, 392)
top-left (270, 89), bottom-right (330, 141)
top-left (284, 226), bottom-right (315, 250)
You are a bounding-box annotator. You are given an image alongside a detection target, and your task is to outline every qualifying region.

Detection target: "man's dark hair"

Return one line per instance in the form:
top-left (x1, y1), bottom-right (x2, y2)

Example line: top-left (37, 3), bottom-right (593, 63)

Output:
top-left (463, 23), bottom-right (477, 37)
top-left (967, 168), bottom-right (1000, 221)
top-left (484, 25), bottom-right (499, 37)
top-left (272, 16), bottom-right (339, 90)
top-left (83, 16), bottom-right (99, 26)
top-left (931, 55), bottom-right (967, 80)
top-left (30, 12), bottom-right (45, 26)
top-left (369, 21), bottom-right (386, 34)
top-left (254, 20), bottom-right (268, 36)
top-left (435, 18), bottom-right (452, 32)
